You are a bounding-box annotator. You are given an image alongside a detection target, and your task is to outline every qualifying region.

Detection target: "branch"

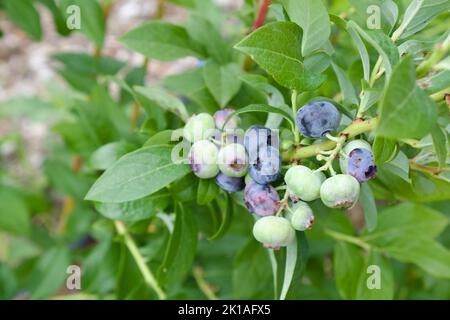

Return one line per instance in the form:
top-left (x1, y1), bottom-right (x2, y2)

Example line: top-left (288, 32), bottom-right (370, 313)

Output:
top-left (282, 117), bottom-right (379, 162)
top-left (253, 0), bottom-right (272, 31)
top-left (114, 221), bottom-right (167, 300)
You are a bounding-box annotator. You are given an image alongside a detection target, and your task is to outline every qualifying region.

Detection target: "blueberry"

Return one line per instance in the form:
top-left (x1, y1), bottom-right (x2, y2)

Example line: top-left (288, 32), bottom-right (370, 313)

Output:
top-left (214, 108), bottom-right (240, 130)
top-left (215, 172), bottom-right (245, 193)
top-left (188, 140), bottom-right (219, 179)
top-left (339, 139), bottom-right (372, 174)
top-left (320, 174), bottom-right (360, 209)
top-left (248, 146), bottom-right (281, 184)
top-left (252, 216), bottom-right (295, 250)
top-left (284, 165), bottom-right (325, 202)
top-left (287, 202), bottom-right (315, 231)
top-left (347, 148), bottom-right (377, 182)
top-left (244, 182), bottom-right (280, 217)
top-left (244, 125), bottom-right (279, 162)
top-left (296, 101), bottom-right (341, 138)
top-left (217, 143), bottom-right (248, 177)
top-left (183, 113), bottom-right (216, 142)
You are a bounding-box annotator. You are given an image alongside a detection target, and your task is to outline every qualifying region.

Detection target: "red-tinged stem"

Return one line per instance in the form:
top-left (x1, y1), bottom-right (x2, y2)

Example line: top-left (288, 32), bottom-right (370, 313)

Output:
top-left (253, 0), bottom-right (272, 30)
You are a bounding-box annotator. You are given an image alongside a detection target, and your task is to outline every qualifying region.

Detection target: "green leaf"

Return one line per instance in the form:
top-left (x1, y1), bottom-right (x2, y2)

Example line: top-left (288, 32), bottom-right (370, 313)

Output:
top-left (280, 234), bottom-right (297, 300)
top-left (430, 126), bottom-right (447, 168)
top-left (360, 184), bottom-right (378, 232)
top-left (348, 22), bottom-right (399, 78)
top-left (373, 136), bottom-right (398, 165)
top-left (145, 130), bottom-right (175, 146)
top-left (0, 188), bottom-right (30, 236)
top-left (119, 21), bottom-right (204, 61)
top-left (233, 238), bottom-right (272, 299)
top-left (95, 191), bottom-right (170, 222)
top-left (53, 53), bottom-right (125, 77)
top-left (423, 70), bottom-right (450, 94)
top-left (61, 0), bottom-right (105, 47)
top-left (362, 203), bottom-right (449, 245)
top-left (347, 26), bottom-right (371, 82)
top-left (359, 87), bottom-right (381, 114)
top-left (400, 0), bottom-right (450, 39)
top-left (28, 246), bottom-right (71, 299)
top-left (348, 0), bottom-right (398, 33)
top-left (224, 104), bottom-right (295, 129)
top-left (85, 145), bottom-right (191, 203)
top-left (384, 237), bottom-right (450, 278)
top-left (334, 242), bottom-right (364, 300)
top-left (331, 61), bottom-right (359, 106)
top-left (37, 0), bottom-right (70, 36)
top-left (186, 14), bottom-right (231, 64)
top-left (355, 251), bottom-right (394, 300)
top-left (203, 62), bottom-right (242, 107)
top-left (304, 52), bottom-right (331, 74)
top-left (158, 203), bottom-right (198, 286)
top-left (281, 0), bottom-right (331, 56)
top-left (90, 142), bottom-right (135, 171)
top-left (4, 0), bottom-right (42, 40)
top-left (134, 86), bottom-right (189, 122)
top-left (0, 263), bottom-right (18, 299)
top-left (208, 194), bottom-right (234, 240)
top-left (197, 179), bottom-right (220, 206)
top-left (235, 22), bottom-right (326, 91)
top-left (377, 56), bottom-right (437, 139)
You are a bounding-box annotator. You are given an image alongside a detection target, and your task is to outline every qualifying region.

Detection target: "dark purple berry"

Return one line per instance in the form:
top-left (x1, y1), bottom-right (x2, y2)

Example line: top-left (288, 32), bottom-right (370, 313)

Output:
top-left (244, 182), bottom-right (280, 216)
top-left (215, 172), bottom-right (245, 193)
top-left (214, 108), bottom-right (240, 130)
top-left (296, 101), bottom-right (341, 138)
top-left (244, 125), bottom-right (279, 162)
top-left (347, 148), bottom-right (377, 182)
top-left (248, 146), bottom-right (281, 184)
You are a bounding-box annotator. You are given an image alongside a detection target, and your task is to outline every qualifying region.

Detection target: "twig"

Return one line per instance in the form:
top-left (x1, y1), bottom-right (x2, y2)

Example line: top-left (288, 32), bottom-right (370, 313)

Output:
top-left (192, 266), bottom-right (219, 300)
top-left (114, 221), bottom-right (167, 300)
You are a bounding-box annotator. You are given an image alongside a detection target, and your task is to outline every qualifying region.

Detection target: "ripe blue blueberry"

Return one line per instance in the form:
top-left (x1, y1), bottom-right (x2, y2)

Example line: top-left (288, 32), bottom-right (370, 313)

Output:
top-left (252, 216), bottom-right (295, 249)
top-left (244, 182), bottom-right (280, 217)
top-left (284, 165), bottom-right (325, 201)
top-left (188, 140), bottom-right (219, 179)
top-left (183, 113), bottom-right (216, 142)
top-left (287, 202), bottom-right (315, 231)
top-left (347, 148), bottom-right (377, 182)
top-left (339, 139), bottom-right (372, 174)
top-left (320, 174), bottom-right (360, 209)
top-left (217, 143), bottom-right (248, 177)
top-left (215, 172), bottom-right (245, 193)
top-left (296, 101), bottom-right (341, 138)
top-left (244, 125), bottom-right (279, 162)
top-left (214, 108), bottom-right (240, 130)
top-left (248, 146), bottom-right (281, 184)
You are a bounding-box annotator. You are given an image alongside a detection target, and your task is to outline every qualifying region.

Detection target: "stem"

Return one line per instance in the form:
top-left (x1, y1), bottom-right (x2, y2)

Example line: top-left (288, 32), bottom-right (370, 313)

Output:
top-left (155, 0), bottom-right (165, 19)
top-left (409, 161), bottom-right (450, 175)
top-left (291, 90), bottom-right (300, 144)
top-left (283, 117), bottom-right (379, 162)
top-left (276, 190), bottom-right (290, 216)
top-left (416, 41), bottom-right (450, 77)
top-left (253, 0), bottom-right (272, 31)
top-left (324, 229), bottom-right (371, 251)
top-left (315, 135), bottom-right (346, 175)
top-left (369, 57), bottom-right (383, 87)
top-left (430, 87), bottom-right (450, 102)
top-left (114, 221), bottom-right (167, 300)
top-left (193, 266), bottom-right (219, 300)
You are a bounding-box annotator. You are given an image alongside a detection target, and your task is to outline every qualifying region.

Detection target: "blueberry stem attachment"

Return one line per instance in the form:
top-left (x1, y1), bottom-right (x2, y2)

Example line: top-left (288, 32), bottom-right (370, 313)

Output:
top-left (276, 190), bottom-right (290, 216)
top-left (314, 135), bottom-right (346, 176)
top-left (114, 221), bottom-right (167, 300)
top-left (282, 117), bottom-right (379, 162)
top-left (291, 90), bottom-right (300, 144)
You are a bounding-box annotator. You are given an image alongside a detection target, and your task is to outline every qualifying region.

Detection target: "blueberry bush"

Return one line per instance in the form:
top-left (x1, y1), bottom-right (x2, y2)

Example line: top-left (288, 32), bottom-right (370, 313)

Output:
top-left (0, 0), bottom-right (450, 300)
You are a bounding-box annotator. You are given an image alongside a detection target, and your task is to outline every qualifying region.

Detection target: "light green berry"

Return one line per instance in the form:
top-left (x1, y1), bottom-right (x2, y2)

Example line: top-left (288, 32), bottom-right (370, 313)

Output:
top-left (289, 202), bottom-right (315, 231)
top-left (320, 174), bottom-right (360, 209)
top-left (183, 113), bottom-right (216, 142)
top-left (285, 165), bottom-right (324, 201)
top-left (188, 140), bottom-right (219, 179)
top-left (218, 143), bottom-right (248, 177)
top-left (252, 216), bottom-right (295, 250)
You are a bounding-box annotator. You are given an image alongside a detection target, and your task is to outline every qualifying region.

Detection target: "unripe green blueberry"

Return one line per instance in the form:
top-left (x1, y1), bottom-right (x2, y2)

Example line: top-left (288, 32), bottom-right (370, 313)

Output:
top-left (288, 202), bottom-right (315, 231)
top-left (320, 174), bottom-right (360, 209)
top-left (188, 140), bottom-right (219, 179)
top-left (183, 113), bottom-right (216, 142)
top-left (252, 216), bottom-right (295, 250)
top-left (285, 165), bottom-right (325, 201)
top-left (339, 139), bottom-right (372, 174)
top-left (218, 143), bottom-right (248, 177)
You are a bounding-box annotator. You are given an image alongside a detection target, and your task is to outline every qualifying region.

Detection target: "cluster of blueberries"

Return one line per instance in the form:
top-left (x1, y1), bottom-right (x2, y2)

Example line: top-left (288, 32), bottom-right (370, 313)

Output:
top-left (183, 101), bottom-right (377, 250)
